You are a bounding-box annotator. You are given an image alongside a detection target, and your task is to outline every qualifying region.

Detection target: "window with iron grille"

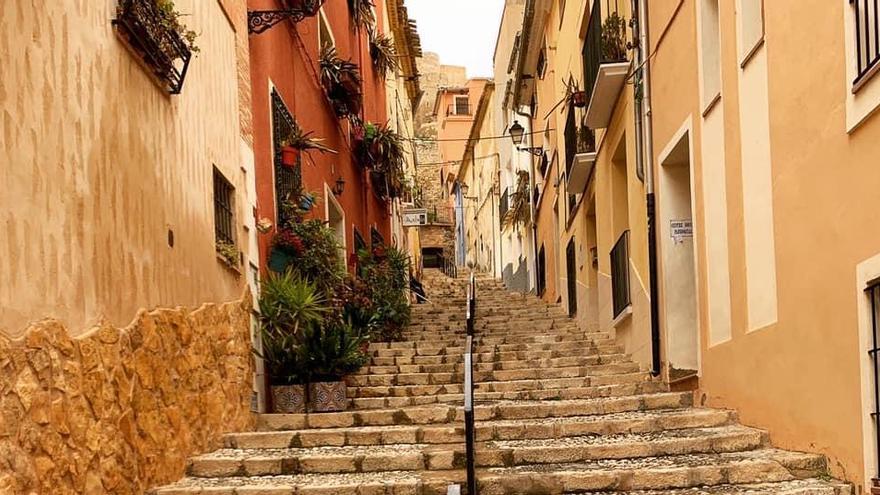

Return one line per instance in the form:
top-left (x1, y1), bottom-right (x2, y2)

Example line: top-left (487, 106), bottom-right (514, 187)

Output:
top-left (866, 280), bottom-right (880, 480)
top-left (537, 47), bottom-right (547, 80)
top-left (213, 168), bottom-right (236, 247)
top-left (851, 0), bottom-right (880, 87)
top-left (610, 230), bottom-right (632, 318)
top-left (272, 90), bottom-right (302, 227)
top-left (454, 95), bottom-right (471, 115)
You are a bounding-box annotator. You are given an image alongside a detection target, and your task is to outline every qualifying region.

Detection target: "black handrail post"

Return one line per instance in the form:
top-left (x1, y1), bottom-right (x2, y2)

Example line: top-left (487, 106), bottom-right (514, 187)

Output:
top-left (464, 271), bottom-right (478, 494)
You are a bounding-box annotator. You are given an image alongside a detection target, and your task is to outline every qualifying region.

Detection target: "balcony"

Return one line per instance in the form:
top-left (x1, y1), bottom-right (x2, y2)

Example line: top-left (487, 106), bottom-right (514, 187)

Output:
top-left (564, 105), bottom-right (597, 194)
top-left (582, 0), bottom-right (630, 129)
top-left (425, 204), bottom-right (454, 225)
top-left (113, 0), bottom-right (193, 95)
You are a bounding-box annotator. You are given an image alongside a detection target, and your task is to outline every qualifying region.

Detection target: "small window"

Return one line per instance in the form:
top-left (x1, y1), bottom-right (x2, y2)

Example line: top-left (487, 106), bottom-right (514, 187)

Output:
top-left (739, 0), bottom-right (764, 64)
top-left (454, 95), bottom-right (471, 115)
top-left (852, 0), bottom-right (880, 86)
top-left (537, 47), bottom-right (547, 80)
top-left (319, 8), bottom-right (335, 49)
top-left (699, 0), bottom-right (722, 110)
top-left (213, 168), bottom-right (236, 248)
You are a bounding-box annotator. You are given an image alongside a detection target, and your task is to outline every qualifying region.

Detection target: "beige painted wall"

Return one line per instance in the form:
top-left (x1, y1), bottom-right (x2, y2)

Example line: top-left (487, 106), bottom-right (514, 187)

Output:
top-left (650, 0), bottom-right (880, 488)
top-left (0, 0), bottom-right (249, 338)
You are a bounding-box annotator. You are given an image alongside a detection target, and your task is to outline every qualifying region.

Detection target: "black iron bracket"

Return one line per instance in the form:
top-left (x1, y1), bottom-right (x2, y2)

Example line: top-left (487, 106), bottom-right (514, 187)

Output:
top-left (517, 146), bottom-right (545, 157)
top-left (248, 9), bottom-right (308, 34)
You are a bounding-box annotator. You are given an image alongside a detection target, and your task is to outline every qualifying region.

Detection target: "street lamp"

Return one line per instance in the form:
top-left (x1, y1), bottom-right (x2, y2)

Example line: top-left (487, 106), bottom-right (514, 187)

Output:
top-left (508, 120), bottom-right (545, 157)
top-left (333, 176), bottom-right (346, 196)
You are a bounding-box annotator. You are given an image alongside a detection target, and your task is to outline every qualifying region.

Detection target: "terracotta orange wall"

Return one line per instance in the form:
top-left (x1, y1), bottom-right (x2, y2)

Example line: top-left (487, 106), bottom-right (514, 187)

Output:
top-left (437, 80), bottom-right (490, 185)
top-left (249, 0), bottom-right (391, 271)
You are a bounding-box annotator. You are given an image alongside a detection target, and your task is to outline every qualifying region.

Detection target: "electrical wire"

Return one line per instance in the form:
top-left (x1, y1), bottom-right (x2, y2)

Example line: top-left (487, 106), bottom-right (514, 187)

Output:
top-left (405, 128), bottom-right (555, 144)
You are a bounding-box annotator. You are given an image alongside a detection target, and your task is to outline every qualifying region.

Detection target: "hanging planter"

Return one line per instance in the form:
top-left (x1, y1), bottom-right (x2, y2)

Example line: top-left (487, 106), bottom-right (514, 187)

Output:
top-left (292, 0), bottom-right (325, 16)
top-left (571, 91), bottom-right (588, 108)
top-left (320, 46), bottom-right (363, 119)
top-left (281, 146), bottom-right (300, 167)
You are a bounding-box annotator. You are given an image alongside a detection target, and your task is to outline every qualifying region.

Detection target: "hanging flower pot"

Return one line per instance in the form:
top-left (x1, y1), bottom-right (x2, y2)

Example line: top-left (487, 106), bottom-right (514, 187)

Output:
top-left (291, 0), bottom-right (325, 16)
top-left (571, 91), bottom-right (588, 108)
top-left (281, 146), bottom-right (300, 167)
top-left (270, 384), bottom-right (306, 413)
top-left (300, 194), bottom-right (316, 212)
top-left (309, 381), bottom-right (348, 412)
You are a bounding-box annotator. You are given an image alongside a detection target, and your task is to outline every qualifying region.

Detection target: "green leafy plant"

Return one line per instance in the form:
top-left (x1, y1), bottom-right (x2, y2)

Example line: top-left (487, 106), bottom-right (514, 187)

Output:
top-left (154, 0), bottom-right (200, 53)
top-left (284, 121), bottom-right (337, 156)
top-left (259, 273), bottom-right (329, 338)
top-left (348, 0), bottom-right (376, 31)
top-left (320, 46), bottom-right (363, 118)
top-left (369, 31), bottom-right (399, 78)
top-left (601, 12), bottom-right (628, 62)
top-left (270, 219), bottom-right (344, 295)
top-left (300, 321), bottom-right (369, 382)
top-left (504, 170), bottom-right (532, 229)
top-left (216, 240), bottom-right (239, 267)
top-left (254, 328), bottom-right (308, 386)
top-left (353, 122), bottom-right (407, 198)
top-left (352, 246), bottom-right (411, 342)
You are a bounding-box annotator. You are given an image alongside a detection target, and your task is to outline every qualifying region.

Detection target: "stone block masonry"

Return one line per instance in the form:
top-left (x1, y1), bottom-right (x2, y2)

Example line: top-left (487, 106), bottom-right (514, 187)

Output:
top-left (0, 295), bottom-right (256, 495)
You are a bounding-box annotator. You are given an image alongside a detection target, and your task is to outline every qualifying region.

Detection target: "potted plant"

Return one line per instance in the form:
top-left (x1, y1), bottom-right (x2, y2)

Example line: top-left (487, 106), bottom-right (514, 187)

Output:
top-left (256, 328), bottom-right (308, 413)
top-left (320, 46), bottom-right (363, 118)
top-left (301, 321), bottom-right (369, 412)
top-left (571, 91), bottom-right (588, 108)
top-left (601, 12), bottom-right (628, 63)
top-left (369, 31), bottom-right (399, 78)
top-left (291, 0), bottom-right (325, 16)
top-left (281, 121), bottom-right (337, 167)
top-left (348, 0), bottom-right (376, 30)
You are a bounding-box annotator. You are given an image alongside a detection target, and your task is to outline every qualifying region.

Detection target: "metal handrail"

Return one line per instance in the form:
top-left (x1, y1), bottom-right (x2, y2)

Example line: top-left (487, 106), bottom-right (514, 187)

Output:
top-left (463, 271), bottom-right (477, 494)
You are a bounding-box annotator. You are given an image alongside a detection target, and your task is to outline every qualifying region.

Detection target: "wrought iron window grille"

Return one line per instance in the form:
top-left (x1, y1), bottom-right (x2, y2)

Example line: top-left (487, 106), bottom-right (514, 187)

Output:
top-left (213, 168), bottom-right (236, 247)
top-left (112, 0), bottom-right (193, 95)
top-left (851, 0), bottom-right (880, 88)
top-left (867, 280), bottom-right (880, 480)
top-left (271, 90), bottom-right (303, 227)
top-left (610, 230), bottom-right (632, 318)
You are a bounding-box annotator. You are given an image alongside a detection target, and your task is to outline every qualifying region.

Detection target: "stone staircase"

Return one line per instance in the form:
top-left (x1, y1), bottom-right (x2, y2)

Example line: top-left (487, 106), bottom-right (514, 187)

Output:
top-left (151, 269), bottom-right (850, 494)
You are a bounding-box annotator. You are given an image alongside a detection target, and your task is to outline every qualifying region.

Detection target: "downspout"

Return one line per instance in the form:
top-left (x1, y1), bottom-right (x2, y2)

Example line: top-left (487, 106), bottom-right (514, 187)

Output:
top-left (636, 0), bottom-right (661, 377)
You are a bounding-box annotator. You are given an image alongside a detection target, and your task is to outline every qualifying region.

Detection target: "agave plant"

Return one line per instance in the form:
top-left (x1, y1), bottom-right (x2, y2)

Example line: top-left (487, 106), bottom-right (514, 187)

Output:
top-left (369, 31), bottom-right (399, 78)
top-left (254, 328), bottom-right (308, 386)
top-left (320, 46), bottom-right (363, 118)
top-left (348, 0), bottom-right (376, 31)
top-left (300, 321), bottom-right (369, 382)
top-left (259, 273), bottom-right (329, 338)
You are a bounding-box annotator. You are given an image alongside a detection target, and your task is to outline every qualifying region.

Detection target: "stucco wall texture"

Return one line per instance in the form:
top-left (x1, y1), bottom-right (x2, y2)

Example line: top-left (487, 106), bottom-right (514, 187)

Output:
top-left (0, 0), bottom-right (249, 338)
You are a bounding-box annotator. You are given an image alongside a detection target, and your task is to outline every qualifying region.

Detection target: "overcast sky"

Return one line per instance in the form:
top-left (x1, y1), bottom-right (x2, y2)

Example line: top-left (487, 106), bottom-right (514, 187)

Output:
top-left (406, 0), bottom-right (506, 78)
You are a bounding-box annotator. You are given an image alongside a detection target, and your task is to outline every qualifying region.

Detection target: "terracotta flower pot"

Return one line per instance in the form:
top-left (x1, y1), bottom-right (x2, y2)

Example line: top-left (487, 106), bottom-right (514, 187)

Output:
top-left (270, 384), bottom-right (306, 413)
top-left (572, 91), bottom-right (588, 108)
top-left (309, 381), bottom-right (348, 412)
top-left (281, 146), bottom-right (300, 167)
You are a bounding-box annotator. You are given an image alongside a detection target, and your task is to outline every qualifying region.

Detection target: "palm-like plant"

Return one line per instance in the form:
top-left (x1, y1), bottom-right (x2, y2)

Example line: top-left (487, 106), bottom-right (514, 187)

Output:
top-left (300, 321), bottom-right (369, 382)
top-left (254, 328), bottom-right (307, 386)
top-left (348, 0), bottom-right (376, 31)
top-left (320, 46), bottom-right (363, 118)
top-left (369, 31), bottom-right (399, 78)
top-left (284, 121), bottom-right (337, 155)
top-left (259, 273), bottom-right (329, 338)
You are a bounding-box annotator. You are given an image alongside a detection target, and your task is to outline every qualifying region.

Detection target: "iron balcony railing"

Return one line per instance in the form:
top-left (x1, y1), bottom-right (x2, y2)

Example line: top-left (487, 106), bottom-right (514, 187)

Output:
top-left (499, 187), bottom-right (510, 223)
top-left (852, 0), bottom-right (880, 87)
top-left (446, 103), bottom-right (472, 116)
top-left (867, 279), bottom-right (880, 481)
top-left (582, 0), bottom-right (628, 104)
top-left (610, 230), bottom-right (632, 318)
top-left (425, 204), bottom-right (455, 225)
top-left (113, 0), bottom-right (193, 94)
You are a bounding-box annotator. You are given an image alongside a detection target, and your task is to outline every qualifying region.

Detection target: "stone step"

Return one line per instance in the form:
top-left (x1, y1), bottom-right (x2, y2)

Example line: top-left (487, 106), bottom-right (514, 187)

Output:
top-left (347, 380), bottom-right (666, 410)
top-left (584, 480), bottom-right (852, 495)
top-left (186, 425), bottom-right (766, 478)
top-left (347, 363), bottom-right (641, 387)
top-left (225, 408), bottom-right (736, 449)
top-left (354, 354), bottom-right (632, 375)
top-left (347, 373), bottom-right (655, 399)
top-left (369, 336), bottom-right (615, 355)
top-left (151, 449), bottom-right (829, 495)
top-left (370, 346), bottom-right (626, 367)
top-left (258, 392), bottom-right (693, 431)
top-left (369, 340), bottom-right (621, 359)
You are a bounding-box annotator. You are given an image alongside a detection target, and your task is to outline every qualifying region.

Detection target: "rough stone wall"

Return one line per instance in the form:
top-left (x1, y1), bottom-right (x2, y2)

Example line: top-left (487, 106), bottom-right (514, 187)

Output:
top-left (0, 296), bottom-right (255, 495)
top-left (415, 53), bottom-right (467, 134)
top-left (421, 226), bottom-right (456, 253)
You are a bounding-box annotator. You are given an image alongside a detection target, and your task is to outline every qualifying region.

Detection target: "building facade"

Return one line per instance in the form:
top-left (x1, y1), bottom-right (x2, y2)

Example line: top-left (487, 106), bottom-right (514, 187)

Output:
top-left (0, 0), bottom-right (257, 492)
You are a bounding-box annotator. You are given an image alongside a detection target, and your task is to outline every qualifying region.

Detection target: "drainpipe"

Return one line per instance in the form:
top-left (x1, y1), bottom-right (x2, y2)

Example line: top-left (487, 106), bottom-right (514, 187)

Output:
top-left (515, 107), bottom-right (540, 295)
top-left (635, 0), bottom-right (661, 377)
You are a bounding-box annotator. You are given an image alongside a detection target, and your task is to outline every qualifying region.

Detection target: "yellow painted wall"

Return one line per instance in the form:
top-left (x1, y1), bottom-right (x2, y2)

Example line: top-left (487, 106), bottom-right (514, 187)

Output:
top-left (0, 0), bottom-right (249, 338)
top-left (649, 0), bottom-right (880, 488)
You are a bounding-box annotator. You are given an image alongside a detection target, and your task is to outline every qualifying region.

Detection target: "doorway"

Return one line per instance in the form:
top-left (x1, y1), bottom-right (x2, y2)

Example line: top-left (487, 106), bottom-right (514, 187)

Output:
top-left (566, 238), bottom-right (578, 317)
top-left (325, 185), bottom-right (346, 267)
top-left (659, 128), bottom-right (700, 382)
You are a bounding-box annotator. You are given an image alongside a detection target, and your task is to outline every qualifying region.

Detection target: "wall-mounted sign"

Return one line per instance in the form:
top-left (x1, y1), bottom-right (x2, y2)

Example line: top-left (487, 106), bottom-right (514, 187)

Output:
top-left (671, 219), bottom-right (693, 243)
top-left (402, 208), bottom-right (428, 227)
